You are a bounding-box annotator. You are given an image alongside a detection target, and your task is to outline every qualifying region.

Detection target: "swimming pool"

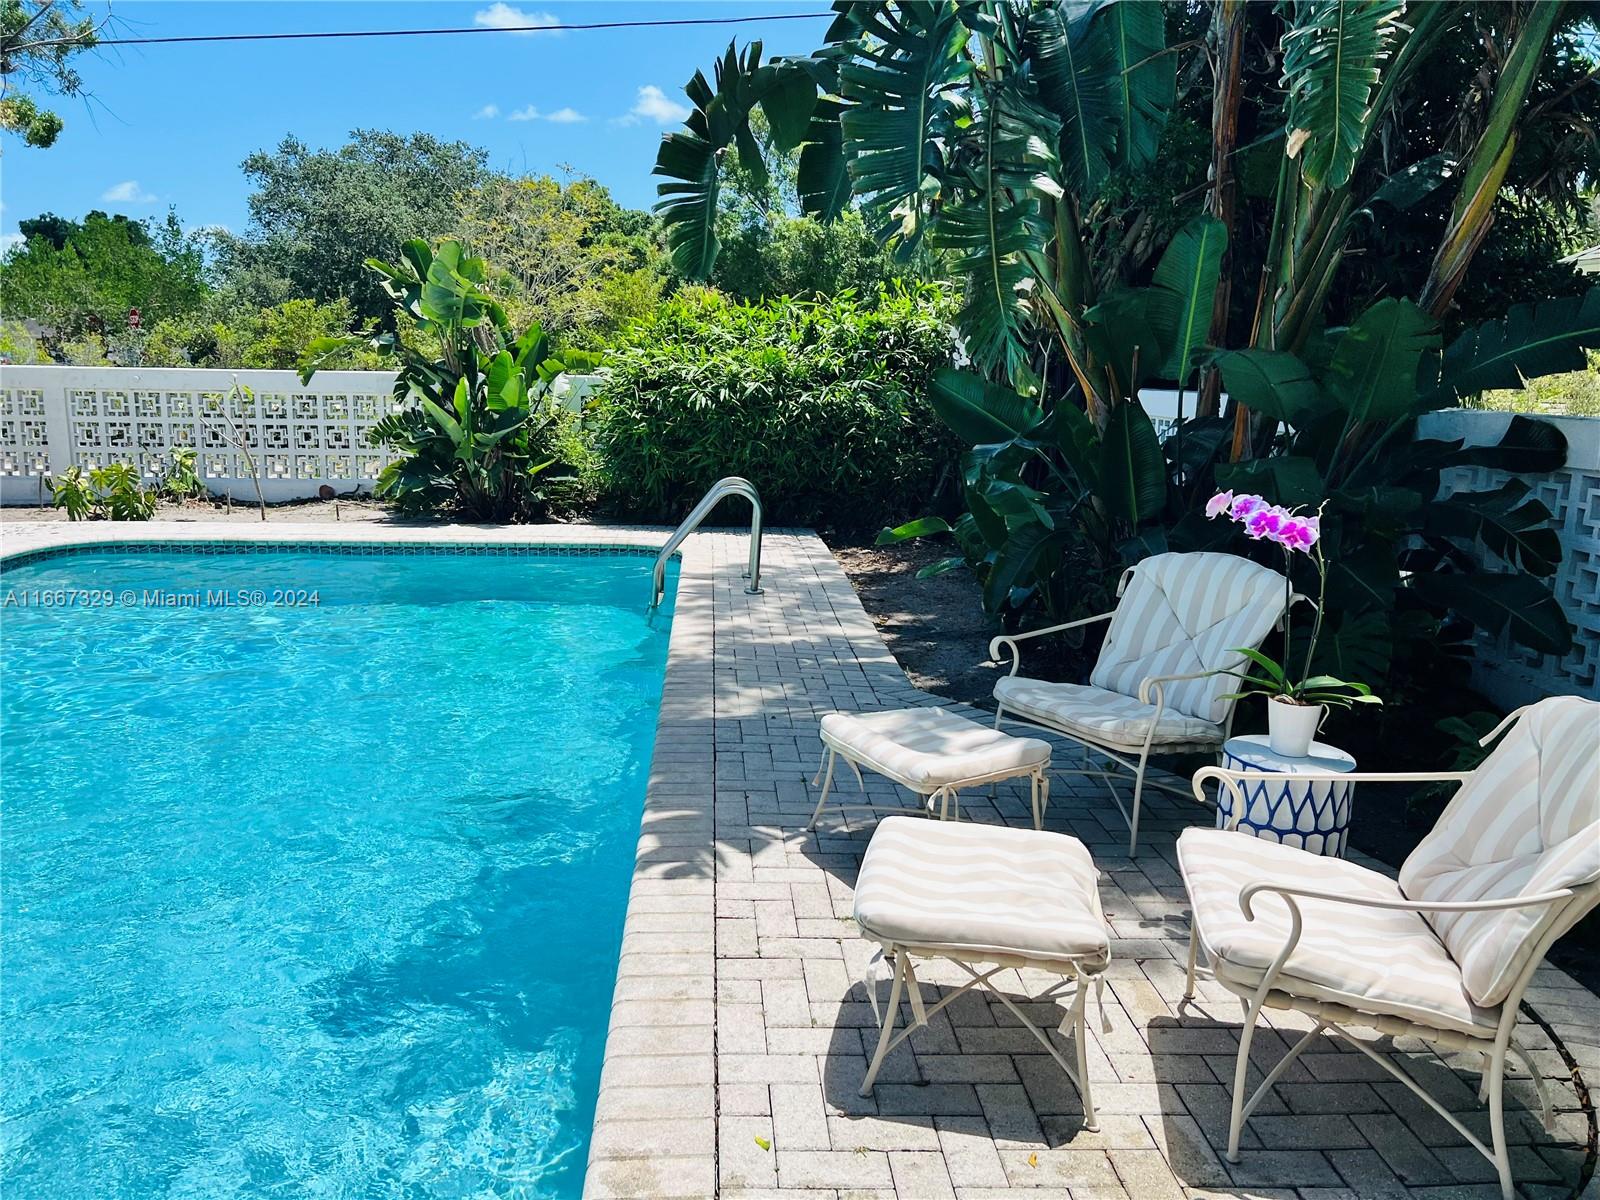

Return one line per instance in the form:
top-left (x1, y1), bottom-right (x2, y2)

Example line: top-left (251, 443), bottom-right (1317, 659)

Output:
top-left (0, 544), bottom-right (676, 1198)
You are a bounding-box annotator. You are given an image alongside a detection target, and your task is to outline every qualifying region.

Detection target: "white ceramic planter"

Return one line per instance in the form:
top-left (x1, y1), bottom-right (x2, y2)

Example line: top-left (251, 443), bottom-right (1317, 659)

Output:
top-left (1267, 697), bottom-right (1324, 758)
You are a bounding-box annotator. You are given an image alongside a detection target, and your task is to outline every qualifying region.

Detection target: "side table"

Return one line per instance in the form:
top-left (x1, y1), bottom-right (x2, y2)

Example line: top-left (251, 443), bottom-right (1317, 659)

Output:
top-left (1215, 735), bottom-right (1357, 857)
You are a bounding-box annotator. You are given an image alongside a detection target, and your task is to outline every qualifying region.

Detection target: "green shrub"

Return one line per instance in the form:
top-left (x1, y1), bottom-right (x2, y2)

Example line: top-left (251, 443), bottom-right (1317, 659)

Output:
top-left (593, 286), bottom-right (958, 529)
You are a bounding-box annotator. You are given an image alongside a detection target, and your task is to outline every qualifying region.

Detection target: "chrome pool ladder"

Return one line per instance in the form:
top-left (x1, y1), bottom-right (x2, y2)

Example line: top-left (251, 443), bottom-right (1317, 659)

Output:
top-left (651, 477), bottom-right (763, 607)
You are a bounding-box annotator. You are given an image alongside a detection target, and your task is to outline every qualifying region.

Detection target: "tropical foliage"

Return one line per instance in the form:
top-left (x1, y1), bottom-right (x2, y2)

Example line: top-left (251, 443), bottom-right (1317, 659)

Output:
top-left (652, 0), bottom-right (1600, 693)
top-left (593, 285), bottom-right (958, 528)
top-left (300, 239), bottom-right (575, 522)
top-left (49, 462), bottom-right (158, 521)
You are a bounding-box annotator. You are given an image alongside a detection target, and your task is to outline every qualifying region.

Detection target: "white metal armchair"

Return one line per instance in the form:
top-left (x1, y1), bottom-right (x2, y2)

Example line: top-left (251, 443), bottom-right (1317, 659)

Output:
top-left (990, 551), bottom-right (1296, 854)
top-left (1180, 696), bottom-right (1600, 1200)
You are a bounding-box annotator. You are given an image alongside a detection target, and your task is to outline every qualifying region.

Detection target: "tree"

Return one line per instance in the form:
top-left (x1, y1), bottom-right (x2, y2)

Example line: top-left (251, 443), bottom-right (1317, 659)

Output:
top-left (0, 209), bottom-right (208, 343)
top-left (451, 172), bottom-right (665, 347)
top-left (0, 0), bottom-right (101, 148)
top-left (214, 130), bottom-right (487, 324)
top-left (712, 209), bottom-right (906, 303)
top-left (142, 297), bottom-right (385, 370)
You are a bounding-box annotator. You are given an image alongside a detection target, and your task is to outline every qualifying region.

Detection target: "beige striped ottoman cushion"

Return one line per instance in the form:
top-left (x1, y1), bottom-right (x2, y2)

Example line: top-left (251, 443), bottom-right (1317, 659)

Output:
top-left (854, 816), bottom-right (1110, 970)
top-left (820, 707), bottom-right (1051, 792)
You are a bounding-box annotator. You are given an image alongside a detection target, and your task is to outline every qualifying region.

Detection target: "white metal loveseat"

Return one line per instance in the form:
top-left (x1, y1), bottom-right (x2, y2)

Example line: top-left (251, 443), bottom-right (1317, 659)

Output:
top-left (1179, 695), bottom-right (1600, 1200)
top-left (990, 551), bottom-right (1296, 854)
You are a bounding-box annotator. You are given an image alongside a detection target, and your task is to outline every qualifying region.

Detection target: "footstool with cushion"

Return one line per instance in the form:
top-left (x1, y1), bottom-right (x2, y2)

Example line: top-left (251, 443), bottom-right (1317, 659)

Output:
top-left (851, 815), bottom-right (1111, 1129)
top-left (807, 706), bottom-right (1053, 831)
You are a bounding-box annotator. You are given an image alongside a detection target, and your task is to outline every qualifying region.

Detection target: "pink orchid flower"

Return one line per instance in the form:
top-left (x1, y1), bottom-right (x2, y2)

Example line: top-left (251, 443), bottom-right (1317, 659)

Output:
top-left (1244, 505), bottom-right (1287, 541)
top-left (1205, 490), bottom-right (1235, 519)
top-left (1229, 493), bottom-right (1268, 521)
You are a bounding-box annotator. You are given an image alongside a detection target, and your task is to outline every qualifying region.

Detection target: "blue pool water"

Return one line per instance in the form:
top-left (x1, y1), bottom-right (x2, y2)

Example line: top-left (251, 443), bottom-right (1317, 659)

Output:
top-left (0, 546), bottom-right (675, 1199)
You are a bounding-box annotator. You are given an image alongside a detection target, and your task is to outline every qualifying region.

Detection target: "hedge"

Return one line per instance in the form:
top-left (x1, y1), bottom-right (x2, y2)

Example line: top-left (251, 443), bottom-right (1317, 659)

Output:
top-left (592, 286), bottom-right (959, 529)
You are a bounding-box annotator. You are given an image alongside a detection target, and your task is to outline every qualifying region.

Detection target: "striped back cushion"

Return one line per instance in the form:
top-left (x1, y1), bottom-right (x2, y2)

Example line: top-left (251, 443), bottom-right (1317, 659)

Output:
top-left (1399, 697), bottom-right (1600, 1008)
top-left (1089, 552), bottom-right (1288, 724)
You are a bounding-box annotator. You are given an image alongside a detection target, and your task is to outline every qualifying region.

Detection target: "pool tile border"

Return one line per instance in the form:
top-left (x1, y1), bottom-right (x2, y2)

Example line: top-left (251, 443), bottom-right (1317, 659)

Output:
top-left (0, 520), bottom-right (721, 1200)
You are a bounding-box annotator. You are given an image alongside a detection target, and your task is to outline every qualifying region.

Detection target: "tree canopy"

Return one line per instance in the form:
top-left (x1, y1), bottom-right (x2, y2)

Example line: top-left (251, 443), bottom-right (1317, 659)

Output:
top-left (0, 0), bottom-right (100, 148)
top-left (0, 209), bottom-right (207, 340)
top-left (213, 130), bottom-right (489, 323)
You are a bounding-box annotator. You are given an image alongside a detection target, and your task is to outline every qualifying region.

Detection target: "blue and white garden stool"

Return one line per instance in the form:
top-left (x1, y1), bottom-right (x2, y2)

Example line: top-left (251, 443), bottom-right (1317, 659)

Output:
top-left (1215, 735), bottom-right (1357, 857)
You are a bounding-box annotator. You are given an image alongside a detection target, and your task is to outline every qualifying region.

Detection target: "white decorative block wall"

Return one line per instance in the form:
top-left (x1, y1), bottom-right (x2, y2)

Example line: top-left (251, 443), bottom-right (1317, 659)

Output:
top-left (1420, 409), bottom-right (1600, 705)
top-left (0, 367), bottom-right (608, 507)
top-left (0, 366), bottom-right (403, 504)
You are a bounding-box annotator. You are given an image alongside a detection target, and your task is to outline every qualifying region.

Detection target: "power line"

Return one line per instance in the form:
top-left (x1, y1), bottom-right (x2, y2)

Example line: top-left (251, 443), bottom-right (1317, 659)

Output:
top-left (95, 10), bottom-right (832, 48)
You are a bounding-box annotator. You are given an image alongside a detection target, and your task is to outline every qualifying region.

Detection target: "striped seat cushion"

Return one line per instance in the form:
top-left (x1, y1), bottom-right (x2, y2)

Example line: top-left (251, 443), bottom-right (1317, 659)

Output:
top-left (820, 708), bottom-right (1051, 791)
top-left (993, 677), bottom-right (1223, 750)
top-left (1178, 828), bottom-right (1497, 1037)
top-left (854, 816), bottom-right (1109, 970)
top-left (1090, 552), bottom-right (1287, 725)
top-left (1399, 696), bottom-right (1600, 1008)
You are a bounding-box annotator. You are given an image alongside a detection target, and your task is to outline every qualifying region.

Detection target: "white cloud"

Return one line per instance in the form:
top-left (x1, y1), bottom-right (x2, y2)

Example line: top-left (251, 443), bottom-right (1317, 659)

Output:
top-left (1, 232), bottom-right (25, 255)
top-left (504, 104), bottom-right (585, 124)
top-left (473, 4), bottom-right (559, 34)
top-left (616, 84), bottom-right (692, 127)
top-left (101, 180), bottom-right (157, 205)
top-left (473, 103), bottom-right (500, 120)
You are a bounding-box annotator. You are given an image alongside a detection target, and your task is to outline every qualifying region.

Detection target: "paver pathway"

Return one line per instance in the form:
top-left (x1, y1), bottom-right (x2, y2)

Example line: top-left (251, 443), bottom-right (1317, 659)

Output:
top-left (593, 530), bottom-right (1597, 1200)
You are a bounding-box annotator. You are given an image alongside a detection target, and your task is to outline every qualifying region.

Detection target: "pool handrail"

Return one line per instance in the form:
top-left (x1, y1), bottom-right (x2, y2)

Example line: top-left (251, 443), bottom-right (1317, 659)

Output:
top-left (651, 477), bottom-right (763, 607)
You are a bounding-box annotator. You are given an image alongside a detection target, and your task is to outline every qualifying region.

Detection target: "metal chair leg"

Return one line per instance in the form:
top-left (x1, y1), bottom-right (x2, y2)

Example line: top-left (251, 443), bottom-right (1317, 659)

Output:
top-left (1488, 1047), bottom-right (1513, 1200)
top-left (861, 949), bottom-right (907, 1096)
top-left (1070, 973), bottom-right (1098, 1132)
top-left (806, 748), bottom-right (837, 831)
top-left (1127, 752), bottom-right (1149, 856)
top-left (1184, 925), bottom-right (1199, 999)
top-left (1227, 995), bottom-right (1265, 1162)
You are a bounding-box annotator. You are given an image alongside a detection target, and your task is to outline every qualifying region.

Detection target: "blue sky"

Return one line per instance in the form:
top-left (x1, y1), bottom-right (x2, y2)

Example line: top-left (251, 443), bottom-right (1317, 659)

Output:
top-left (0, 2), bottom-right (825, 248)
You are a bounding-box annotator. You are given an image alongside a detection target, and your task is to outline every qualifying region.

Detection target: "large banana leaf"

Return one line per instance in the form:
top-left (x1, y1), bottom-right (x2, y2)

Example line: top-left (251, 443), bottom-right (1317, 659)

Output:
top-left (1281, 0), bottom-right (1402, 188)
top-left (1210, 347), bottom-right (1326, 427)
top-left (1027, 3), bottom-right (1119, 200)
top-left (1215, 454), bottom-right (1325, 506)
top-left (1148, 214), bottom-right (1227, 386)
top-left (1409, 571), bottom-right (1573, 657)
top-left (655, 128), bottom-right (724, 280)
top-left (1323, 297), bottom-right (1439, 422)
top-left (931, 85), bottom-right (1061, 381)
top-left (653, 43), bottom-right (783, 279)
top-left (1082, 288), bottom-right (1165, 395)
top-left (1097, 401), bottom-right (1165, 524)
top-left (797, 99), bottom-right (850, 220)
top-left (1426, 481), bottom-right (1562, 577)
top-left (1427, 287), bottom-right (1600, 406)
top-left (1097, 0), bottom-right (1174, 167)
top-left (838, 3), bottom-right (970, 246)
top-left (928, 367), bottom-right (1045, 445)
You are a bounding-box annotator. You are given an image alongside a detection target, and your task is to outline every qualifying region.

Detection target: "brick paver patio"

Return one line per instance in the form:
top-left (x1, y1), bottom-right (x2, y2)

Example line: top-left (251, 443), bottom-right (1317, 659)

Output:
top-left (591, 529), bottom-right (1598, 1200)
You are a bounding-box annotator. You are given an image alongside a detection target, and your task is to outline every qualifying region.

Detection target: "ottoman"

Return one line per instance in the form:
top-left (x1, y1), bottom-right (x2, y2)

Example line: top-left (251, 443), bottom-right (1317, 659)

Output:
top-left (852, 816), bottom-right (1111, 1128)
top-left (807, 707), bottom-right (1053, 831)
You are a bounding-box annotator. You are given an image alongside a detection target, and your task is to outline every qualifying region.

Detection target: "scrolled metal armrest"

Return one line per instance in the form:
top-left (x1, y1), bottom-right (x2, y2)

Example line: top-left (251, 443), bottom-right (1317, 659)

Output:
top-left (1137, 669), bottom-right (1218, 708)
top-left (1237, 880), bottom-right (1578, 923)
top-left (988, 610), bottom-right (1115, 676)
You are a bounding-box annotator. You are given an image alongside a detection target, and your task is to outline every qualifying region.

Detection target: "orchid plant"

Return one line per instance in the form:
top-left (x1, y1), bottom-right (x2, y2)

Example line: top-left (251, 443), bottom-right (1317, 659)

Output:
top-left (1207, 491), bottom-right (1382, 711)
